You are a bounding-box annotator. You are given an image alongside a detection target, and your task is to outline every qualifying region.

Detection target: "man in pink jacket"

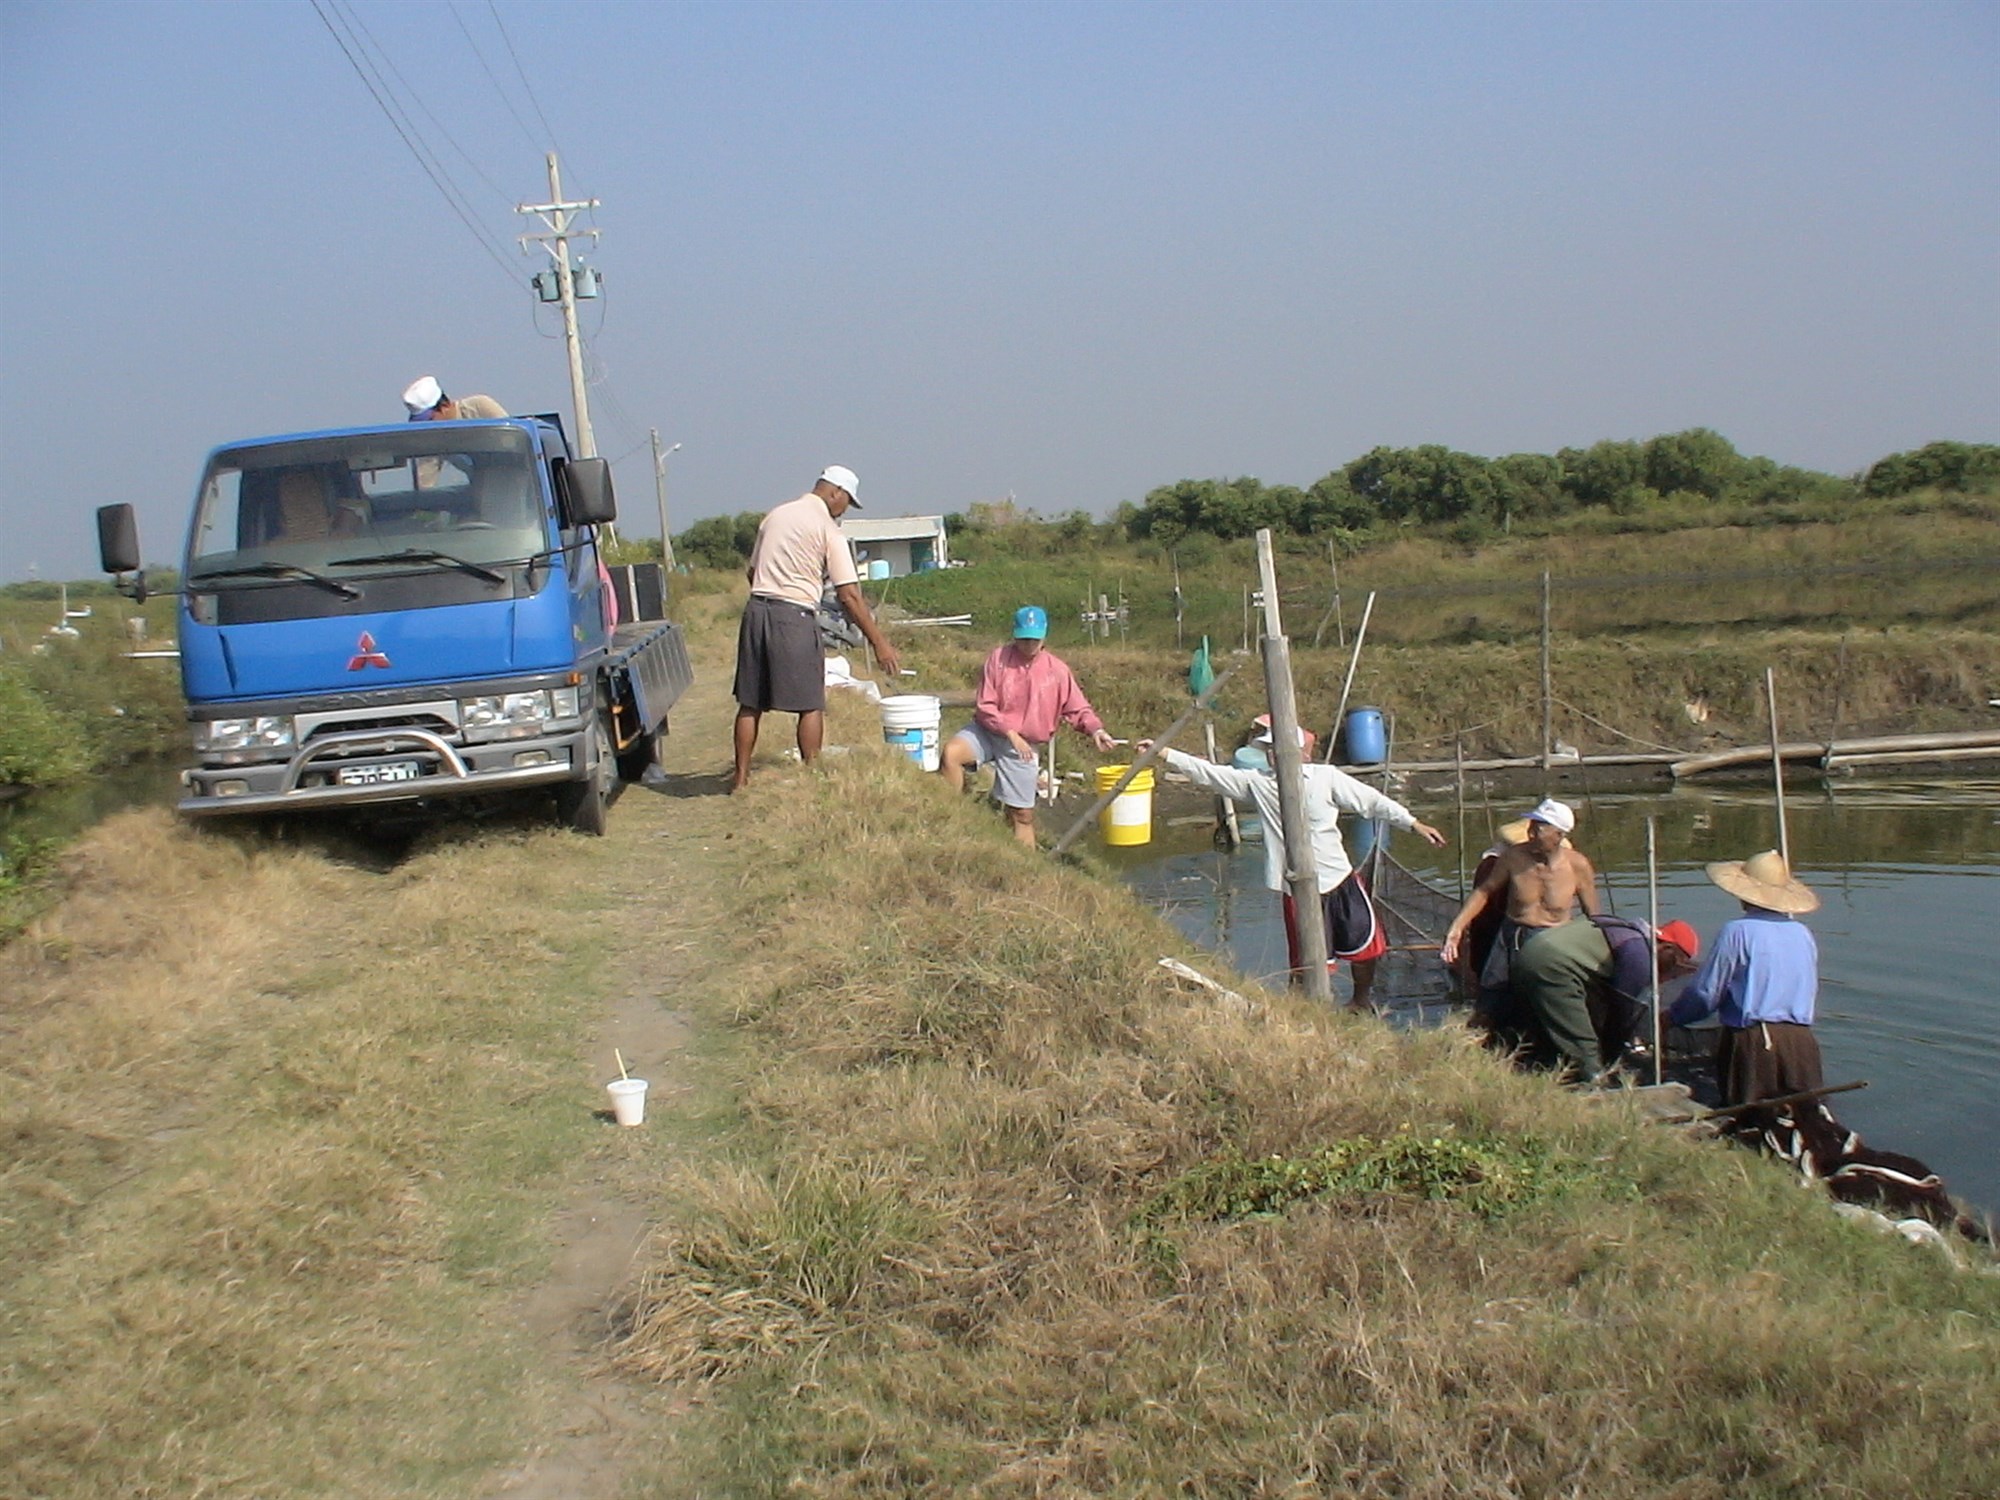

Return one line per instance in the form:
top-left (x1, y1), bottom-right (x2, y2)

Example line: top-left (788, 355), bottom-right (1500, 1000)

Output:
top-left (941, 606), bottom-right (1118, 846)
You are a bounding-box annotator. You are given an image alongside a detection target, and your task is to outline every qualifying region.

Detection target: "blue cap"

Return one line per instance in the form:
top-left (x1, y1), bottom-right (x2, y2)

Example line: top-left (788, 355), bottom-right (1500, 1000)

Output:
top-left (1013, 605), bottom-right (1048, 640)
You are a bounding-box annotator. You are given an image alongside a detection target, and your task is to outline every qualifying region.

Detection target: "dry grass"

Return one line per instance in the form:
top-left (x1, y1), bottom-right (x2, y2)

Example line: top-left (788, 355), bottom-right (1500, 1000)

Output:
top-left (0, 808), bottom-right (616, 1497)
top-left (613, 730), bottom-right (2000, 1497)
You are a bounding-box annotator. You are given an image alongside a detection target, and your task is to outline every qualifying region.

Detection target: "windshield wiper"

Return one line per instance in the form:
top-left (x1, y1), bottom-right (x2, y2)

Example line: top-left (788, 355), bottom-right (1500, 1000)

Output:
top-left (187, 563), bottom-right (361, 599)
top-left (330, 548), bottom-right (508, 585)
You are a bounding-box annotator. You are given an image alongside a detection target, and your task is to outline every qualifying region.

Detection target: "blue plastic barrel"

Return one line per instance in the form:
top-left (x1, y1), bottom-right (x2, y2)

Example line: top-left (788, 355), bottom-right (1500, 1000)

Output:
top-left (1343, 706), bottom-right (1386, 765)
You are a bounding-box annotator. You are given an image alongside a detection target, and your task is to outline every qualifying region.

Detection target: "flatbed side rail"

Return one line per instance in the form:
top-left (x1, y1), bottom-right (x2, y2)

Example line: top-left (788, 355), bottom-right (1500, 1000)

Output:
top-left (607, 619), bottom-right (694, 747)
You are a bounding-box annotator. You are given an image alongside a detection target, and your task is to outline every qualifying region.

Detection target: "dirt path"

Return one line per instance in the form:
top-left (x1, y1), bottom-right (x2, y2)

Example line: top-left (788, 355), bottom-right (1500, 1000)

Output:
top-left (483, 654), bottom-right (747, 1498)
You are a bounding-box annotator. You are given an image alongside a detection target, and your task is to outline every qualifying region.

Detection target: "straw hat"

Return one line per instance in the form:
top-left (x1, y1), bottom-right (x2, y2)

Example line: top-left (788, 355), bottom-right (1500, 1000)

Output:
top-left (1705, 850), bottom-right (1820, 914)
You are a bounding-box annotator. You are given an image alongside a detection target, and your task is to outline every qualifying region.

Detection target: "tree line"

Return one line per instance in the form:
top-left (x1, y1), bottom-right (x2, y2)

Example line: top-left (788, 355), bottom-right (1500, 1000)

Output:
top-left (669, 436), bottom-right (1998, 566)
top-left (1129, 435), bottom-right (1998, 547)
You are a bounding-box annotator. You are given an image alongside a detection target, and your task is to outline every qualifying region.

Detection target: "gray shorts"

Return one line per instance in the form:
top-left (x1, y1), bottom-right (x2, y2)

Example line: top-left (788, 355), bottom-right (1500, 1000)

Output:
top-left (733, 594), bottom-right (824, 713)
top-left (952, 722), bottom-right (1041, 808)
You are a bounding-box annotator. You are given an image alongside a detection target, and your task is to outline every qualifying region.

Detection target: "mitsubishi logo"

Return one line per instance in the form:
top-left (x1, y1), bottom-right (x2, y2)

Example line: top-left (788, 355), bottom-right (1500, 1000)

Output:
top-left (347, 631), bottom-right (391, 671)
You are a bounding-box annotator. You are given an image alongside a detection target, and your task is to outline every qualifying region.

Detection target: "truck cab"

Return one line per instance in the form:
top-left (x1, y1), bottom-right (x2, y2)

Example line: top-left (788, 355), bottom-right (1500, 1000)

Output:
top-left (98, 414), bottom-right (691, 834)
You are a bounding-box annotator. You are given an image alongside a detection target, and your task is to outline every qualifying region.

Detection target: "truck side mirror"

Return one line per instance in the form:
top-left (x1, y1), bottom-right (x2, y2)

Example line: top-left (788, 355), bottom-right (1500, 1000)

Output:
top-left (97, 504), bottom-right (149, 600)
top-left (554, 457), bottom-right (617, 528)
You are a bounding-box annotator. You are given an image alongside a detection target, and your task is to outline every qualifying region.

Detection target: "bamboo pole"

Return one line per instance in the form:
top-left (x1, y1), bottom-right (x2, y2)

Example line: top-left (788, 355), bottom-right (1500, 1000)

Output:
top-left (1325, 590), bottom-right (1376, 762)
top-left (1256, 530), bottom-right (1331, 1002)
top-left (1673, 729), bottom-right (2000, 777)
top-left (1705, 1079), bottom-right (1867, 1120)
top-left (1646, 816), bottom-right (1662, 1088)
top-left (1050, 663), bottom-right (1242, 857)
top-left (1765, 666), bottom-right (1790, 869)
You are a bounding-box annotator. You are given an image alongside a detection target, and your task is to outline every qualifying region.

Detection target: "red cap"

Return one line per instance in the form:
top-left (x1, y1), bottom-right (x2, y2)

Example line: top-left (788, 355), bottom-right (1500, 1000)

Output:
top-left (1659, 919), bottom-right (1700, 960)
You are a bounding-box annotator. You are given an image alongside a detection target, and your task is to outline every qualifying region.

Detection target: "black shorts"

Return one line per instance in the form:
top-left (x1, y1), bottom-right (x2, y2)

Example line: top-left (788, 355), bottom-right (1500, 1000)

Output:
top-left (733, 594), bottom-right (825, 713)
top-left (1281, 869), bottom-right (1386, 974)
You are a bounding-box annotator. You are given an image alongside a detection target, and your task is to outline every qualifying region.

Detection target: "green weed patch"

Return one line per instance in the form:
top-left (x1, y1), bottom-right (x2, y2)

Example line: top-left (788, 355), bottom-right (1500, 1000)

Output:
top-left (1136, 1129), bottom-right (1608, 1229)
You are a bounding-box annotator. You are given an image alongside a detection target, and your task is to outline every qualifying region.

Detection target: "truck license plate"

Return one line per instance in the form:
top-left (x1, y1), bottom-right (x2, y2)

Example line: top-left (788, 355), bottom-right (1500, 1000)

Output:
top-left (337, 760), bottom-right (421, 786)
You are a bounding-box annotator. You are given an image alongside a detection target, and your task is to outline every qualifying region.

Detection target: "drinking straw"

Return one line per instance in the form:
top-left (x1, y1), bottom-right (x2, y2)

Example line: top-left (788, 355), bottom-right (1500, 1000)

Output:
top-left (615, 1049), bottom-right (629, 1082)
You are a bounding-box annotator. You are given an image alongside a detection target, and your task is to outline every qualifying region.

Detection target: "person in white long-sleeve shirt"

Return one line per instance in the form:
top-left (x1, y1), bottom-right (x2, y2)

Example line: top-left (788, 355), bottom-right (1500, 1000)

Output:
top-left (1140, 726), bottom-right (1446, 1010)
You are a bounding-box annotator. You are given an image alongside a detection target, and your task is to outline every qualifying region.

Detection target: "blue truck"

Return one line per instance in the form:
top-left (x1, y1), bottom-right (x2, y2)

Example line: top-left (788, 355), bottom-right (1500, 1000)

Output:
top-left (96, 413), bottom-right (691, 835)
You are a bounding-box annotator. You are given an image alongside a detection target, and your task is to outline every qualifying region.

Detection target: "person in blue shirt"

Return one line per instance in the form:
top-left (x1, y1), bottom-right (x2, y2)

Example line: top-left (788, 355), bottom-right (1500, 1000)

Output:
top-left (1668, 849), bottom-right (1823, 1108)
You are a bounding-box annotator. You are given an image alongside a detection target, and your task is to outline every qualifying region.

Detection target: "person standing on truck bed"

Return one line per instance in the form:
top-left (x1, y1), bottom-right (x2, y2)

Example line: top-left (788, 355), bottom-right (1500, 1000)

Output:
top-left (732, 465), bottom-right (901, 790)
top-left (402, 375), bottom-right (507, 423)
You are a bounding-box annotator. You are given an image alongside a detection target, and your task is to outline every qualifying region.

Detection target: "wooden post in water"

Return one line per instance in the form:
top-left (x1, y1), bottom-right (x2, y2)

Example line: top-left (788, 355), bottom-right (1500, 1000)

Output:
top-left (1205, 721), bottom-right (1240, 847)
top-left (1454, 734), bottom-right (1467, 902)
top-left (1646, 816), bottom-right (1663, 1088)
top-left (1540, 569), bottom-right (1554, 772)
top-left (1765, 666), bottom-right (1791, 869)
top-left (1326, 590), bottom-right (1376, 762)
top-left (1257, 529), bottom-right (1331, 1002)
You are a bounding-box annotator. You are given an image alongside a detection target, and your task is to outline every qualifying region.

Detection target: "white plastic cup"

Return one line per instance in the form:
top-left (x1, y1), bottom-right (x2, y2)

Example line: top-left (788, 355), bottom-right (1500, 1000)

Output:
top-left (607, 1077), bottom-right (648, 1127)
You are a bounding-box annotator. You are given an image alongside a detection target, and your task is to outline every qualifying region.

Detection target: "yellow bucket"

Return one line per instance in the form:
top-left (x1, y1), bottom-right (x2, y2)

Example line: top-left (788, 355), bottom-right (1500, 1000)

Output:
top-left (1094, 764), bottom-right (1155, 847)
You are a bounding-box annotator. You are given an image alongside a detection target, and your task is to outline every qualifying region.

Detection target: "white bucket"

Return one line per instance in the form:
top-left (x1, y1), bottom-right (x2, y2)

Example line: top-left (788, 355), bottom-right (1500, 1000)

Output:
top-left (879, 694), bottom-right (941, 771)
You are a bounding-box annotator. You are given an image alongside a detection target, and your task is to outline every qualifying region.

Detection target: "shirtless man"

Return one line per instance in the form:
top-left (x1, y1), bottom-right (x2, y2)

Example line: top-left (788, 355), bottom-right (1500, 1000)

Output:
top-left (1439, 799), bottom-right (1599, 1041)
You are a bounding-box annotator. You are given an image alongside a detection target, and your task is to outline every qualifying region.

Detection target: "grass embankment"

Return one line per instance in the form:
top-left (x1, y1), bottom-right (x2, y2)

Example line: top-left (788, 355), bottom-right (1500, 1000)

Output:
top-left (892, 625), bottom-right (2000, 770)
top-left (0, 809), bottom-right (638, 1496)
top-left (612, 714), bottom-right (2000, 1495)
top-left (883, 496), bottom-right (2000, 653)
top-left (4, 637), bottom-right (1998, 1496)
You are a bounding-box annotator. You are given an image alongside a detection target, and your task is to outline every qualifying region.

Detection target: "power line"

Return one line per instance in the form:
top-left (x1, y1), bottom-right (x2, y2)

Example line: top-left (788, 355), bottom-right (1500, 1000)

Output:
top-left (487, 0), bottom-right (569, 168)
top-left (337, 0), bottom-right (518, 209)
top-left (308, 0), bottom-right (520, 285)
top-left (446, 0), bottom-right (546, 155)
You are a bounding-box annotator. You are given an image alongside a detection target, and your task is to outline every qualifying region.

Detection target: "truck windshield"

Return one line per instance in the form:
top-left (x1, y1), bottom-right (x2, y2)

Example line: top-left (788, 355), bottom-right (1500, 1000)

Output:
top-left (186, 427), bottom-right (547, 581)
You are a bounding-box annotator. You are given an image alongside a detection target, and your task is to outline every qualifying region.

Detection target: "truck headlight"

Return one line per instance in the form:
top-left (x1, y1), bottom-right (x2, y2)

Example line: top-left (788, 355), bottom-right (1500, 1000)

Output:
top-left (194, 716), bottom-right (295, 752)
top-left (461, 689), bottom-right (579, 742)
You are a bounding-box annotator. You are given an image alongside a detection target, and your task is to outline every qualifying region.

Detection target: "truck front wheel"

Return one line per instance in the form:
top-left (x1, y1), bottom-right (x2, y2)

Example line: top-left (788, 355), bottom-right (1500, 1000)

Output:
top-left (555, 718), bottom-right (613, 835)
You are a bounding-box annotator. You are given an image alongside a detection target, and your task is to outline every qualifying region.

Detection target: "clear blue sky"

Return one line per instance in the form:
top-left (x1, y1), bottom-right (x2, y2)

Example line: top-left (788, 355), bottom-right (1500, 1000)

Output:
top-left (2, 0), bottom-right (1994, 581)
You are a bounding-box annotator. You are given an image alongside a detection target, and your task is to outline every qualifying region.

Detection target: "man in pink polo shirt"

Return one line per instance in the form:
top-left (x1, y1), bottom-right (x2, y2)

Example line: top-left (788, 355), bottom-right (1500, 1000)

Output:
top-left (940, 605), bottom-right (1118, 846)
top-left (732, 465), bottom-right (900, 789)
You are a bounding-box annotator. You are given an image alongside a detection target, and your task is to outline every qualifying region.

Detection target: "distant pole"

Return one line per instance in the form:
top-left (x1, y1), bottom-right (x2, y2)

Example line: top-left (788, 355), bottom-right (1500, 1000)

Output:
top-left (518, 152), bottom-right (600, 461)
top-left (1540, 570), bottom-right (1554, 771)
top-left (651, 431), bottom-right (681, 568)
top-left (1765, 666), bottom-right (1791, 868)
top-left (1257, 528), bottom-right (1331, 1002)
top-left (1326, 589), bottom-right (1376, 762)
top-left (1173, 553), bottom-right (1184, 649)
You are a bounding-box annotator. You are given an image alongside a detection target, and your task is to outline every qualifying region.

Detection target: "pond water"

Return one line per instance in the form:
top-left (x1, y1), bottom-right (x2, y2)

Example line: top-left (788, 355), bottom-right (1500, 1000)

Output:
top-left (1106, 776), bottom-right (2000, 1218)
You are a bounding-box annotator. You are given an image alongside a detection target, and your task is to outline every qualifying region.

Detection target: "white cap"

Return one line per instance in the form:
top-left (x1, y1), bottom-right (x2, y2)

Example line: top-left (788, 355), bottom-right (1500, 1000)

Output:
top-left (819, 465), bottom-right (860, 505)
top-left (402, 375), bottom-right (443, 413)
top-left (1523, 797), bottom-right (1576, 834)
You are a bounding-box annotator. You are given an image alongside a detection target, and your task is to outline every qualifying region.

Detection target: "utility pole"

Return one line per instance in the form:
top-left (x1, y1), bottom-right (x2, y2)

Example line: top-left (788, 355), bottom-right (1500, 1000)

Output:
top-left (517, 152), bottom-right (599, 460)
top-left (651, 431), bottom-right (681, 568)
